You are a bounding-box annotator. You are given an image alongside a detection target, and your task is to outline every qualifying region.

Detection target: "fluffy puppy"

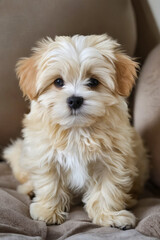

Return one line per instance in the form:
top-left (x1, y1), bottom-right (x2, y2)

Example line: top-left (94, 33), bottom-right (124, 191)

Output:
top-left (3, 34), bottom-right (149, 229)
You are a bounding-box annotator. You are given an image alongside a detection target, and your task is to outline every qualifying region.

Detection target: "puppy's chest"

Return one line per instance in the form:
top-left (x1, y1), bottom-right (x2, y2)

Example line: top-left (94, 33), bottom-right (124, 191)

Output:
top-left (56, 146), bottom-right (91, 191)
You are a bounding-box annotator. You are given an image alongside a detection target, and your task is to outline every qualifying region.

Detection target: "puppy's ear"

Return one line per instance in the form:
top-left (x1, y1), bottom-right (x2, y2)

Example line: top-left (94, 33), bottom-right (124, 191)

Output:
top-left (115, 53), bottom-right (138, 97)
top-left (16, 56), bottom-right (38, 100)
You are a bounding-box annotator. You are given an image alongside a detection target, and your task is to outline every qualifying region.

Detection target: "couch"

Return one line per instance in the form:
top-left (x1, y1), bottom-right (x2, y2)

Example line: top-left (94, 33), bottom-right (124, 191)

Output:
top-left (0, 1), bottom-right (160, 239)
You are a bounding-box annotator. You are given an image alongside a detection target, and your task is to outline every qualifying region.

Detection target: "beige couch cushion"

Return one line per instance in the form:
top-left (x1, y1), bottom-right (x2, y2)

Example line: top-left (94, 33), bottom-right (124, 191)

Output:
top-left (0, 0), bottom-right (136, 147)
top-left (134, 44), bottom-right (160, 187)
top-left (0, 162), bottom-right (160, 239)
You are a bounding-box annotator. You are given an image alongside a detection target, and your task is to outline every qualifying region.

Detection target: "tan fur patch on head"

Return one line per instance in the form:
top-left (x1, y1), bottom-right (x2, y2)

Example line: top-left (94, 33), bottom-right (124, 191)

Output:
top-left (115, 53), bottom-right (138, 97)
top-left (16, 57), bottom-right (38, 100)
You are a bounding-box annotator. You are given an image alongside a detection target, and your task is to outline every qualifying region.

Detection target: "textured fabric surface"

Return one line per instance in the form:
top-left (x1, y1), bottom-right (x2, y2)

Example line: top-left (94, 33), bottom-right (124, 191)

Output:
top-left (0, 163), bottom-right (47, 239)
top-left (0, 0), bottom-right (137, 148)
top-left (134, 44), bottom-right (160, 187)
top-left (0, 162), bottom-right (160, 240)
top-left (0, 233), bottom-right (42, 240)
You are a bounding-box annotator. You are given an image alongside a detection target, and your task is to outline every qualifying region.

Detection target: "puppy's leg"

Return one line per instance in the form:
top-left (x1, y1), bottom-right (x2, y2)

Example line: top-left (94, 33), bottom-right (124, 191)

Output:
top-left (29, 166), bottom-right (70, 225)
top-left (17, 181), bottom-right (33, 195)
top-left (3, 139), bottom-right (29, 184)
top-left (83, 164), bottom-right (136, 229)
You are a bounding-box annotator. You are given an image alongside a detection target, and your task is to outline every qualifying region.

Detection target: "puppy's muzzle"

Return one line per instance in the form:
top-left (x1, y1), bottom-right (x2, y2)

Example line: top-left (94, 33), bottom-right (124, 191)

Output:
top-left (67, 95), bottom-right (83, 110)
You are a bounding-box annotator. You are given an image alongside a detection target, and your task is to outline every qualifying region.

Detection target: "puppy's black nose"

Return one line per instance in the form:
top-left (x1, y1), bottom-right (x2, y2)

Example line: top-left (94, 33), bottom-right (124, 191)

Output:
top-left (67, 96), bottom-right (84, 110)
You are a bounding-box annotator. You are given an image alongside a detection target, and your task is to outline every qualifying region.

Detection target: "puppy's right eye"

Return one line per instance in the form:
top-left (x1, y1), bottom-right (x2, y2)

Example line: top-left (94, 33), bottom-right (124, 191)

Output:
top-left (54, 78), bottom-right (64, 88)
top-left (86, 78), bottom-right (99, 88)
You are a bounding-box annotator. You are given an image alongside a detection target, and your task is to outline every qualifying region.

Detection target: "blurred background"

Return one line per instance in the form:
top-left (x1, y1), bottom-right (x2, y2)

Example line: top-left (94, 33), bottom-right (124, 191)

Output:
top-left (0, 0), bottom-right (160, 186)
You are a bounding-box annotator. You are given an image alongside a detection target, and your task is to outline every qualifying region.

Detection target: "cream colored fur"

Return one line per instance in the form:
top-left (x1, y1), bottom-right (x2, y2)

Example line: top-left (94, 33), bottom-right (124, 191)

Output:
top-left (3, 34), bottom-right (149, 229)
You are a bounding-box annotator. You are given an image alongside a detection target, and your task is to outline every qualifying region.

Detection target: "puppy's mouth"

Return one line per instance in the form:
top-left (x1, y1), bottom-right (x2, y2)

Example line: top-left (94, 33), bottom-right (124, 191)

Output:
top-left (70, 109), bottom-right (80, 116)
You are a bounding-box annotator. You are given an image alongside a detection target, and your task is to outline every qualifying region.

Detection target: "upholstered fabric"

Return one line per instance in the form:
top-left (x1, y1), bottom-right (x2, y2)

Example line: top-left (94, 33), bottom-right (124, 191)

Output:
top-left (0, 162), bottom-right (160, 240)
top-left (134, 44), bottom-right (160, 187)
top-left (0, 0), bottom-right (136, 147)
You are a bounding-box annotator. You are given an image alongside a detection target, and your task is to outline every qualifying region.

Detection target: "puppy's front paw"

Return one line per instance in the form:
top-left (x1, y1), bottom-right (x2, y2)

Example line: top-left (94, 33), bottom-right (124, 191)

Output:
top-left (30, 202), bottom-right (66, 225)
top-left (92, 210), bottom-right (136, 230)
top-left (109, 210), bottom-right (136, 230)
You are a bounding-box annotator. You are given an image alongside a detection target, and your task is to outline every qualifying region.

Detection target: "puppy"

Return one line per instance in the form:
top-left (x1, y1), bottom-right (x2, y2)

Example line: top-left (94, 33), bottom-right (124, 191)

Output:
top-left (3, 34), bottom-right (149, 229)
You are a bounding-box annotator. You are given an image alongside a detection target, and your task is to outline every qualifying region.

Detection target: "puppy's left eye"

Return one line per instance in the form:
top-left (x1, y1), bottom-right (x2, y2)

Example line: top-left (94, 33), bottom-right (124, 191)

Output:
top-left (54, 78), bottom-right (64, 88)
top-left (87, 78), bottom-right (99, 88)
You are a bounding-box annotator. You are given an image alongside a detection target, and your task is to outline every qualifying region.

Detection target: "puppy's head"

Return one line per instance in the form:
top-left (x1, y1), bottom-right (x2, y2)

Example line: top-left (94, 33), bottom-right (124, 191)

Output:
top-left (16, 35), bottom-right (138, 128)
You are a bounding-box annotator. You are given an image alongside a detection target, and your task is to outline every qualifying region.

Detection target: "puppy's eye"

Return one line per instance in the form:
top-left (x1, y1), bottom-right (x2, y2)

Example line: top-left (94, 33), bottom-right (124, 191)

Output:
top-left (54, 78), bottom-right (64, 88)
top-left (87, 78), bottom-right (99, 88)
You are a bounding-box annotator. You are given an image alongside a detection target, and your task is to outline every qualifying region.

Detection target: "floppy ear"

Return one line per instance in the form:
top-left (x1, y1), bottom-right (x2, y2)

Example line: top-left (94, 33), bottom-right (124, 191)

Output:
top-left (115, 53), bottom-right (138, 97)
top-left (16, 56), bottom-right (38, 100)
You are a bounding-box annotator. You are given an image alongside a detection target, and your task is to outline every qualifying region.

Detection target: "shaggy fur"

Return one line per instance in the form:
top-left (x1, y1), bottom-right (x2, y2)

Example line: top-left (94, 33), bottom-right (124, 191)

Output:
top-left (3, 34), bottom-right (149, 229)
